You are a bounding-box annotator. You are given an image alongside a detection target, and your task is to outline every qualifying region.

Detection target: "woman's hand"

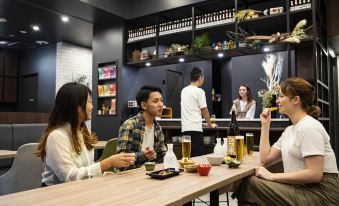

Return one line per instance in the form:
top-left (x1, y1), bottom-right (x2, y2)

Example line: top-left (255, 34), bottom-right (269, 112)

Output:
top-left (109, 153), bottom-right (136, 168)
top-left (260, 108), bottom-right (272, 125)
top-left (255, 166), bottom-right (275, 181)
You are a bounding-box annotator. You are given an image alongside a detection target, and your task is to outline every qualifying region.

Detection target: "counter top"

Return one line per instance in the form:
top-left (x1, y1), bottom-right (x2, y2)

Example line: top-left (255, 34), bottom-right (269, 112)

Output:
top-left (157, 118), bottom-right (289, 122)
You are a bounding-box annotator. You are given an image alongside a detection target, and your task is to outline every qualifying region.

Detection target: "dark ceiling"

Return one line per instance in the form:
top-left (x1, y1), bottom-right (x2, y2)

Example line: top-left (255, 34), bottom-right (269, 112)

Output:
top-left (0, 0), bottom-right (121, 51)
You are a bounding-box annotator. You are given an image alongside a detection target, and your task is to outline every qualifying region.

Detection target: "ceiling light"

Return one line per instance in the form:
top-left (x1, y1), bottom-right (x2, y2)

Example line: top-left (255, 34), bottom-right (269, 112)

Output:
top-left (32, 25), bottom-right (40, 31)
top-left (19, 30), bottom-right (27, 34)
top-left (36, 40), bottom-right (49, 45)
top-left (217, 53), bottom-right (224, 58)
top-left (263, 47), bottom-right (270, 52)
top-left (145, 62), bottom-right (151, 67)
top-left (61, 16), bottom-right (69, 22)
top-left (0, 41), bottom-right (8, 45)
top-left (0, 17), bottom-right (7, 23)
top-left (179, 58), bottom-right (185, 62)
top-left (9, 34), bottom-right (15, 37)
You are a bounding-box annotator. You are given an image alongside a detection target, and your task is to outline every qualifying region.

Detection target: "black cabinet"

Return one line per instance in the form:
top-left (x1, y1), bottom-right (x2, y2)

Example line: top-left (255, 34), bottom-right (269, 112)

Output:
top-left (0, 50), bottom-right (19, 103)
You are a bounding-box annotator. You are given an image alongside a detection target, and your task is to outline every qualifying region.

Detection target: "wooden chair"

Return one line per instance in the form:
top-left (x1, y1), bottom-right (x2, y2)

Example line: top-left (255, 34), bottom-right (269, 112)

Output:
top-left (0, 143), bottom-right (44, 196)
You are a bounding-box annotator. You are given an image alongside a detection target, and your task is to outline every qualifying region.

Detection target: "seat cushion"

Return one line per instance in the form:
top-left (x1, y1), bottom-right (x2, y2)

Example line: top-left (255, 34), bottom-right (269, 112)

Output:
top-left (12, 124), bottom-right (47, 150)
top-left (0, 124), bottom-right (13, 168)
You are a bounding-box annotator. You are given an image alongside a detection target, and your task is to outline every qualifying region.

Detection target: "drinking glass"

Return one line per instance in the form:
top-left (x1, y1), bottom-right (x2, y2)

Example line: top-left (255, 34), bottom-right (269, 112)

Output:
top-left (235, 136), bottom-right (244, 162)
top-left (245, 133), bottom-right (254, 159)
top-left (211, 114), bottom-right (216, 124)
top-left (181, 135), bottom-right (191, 162)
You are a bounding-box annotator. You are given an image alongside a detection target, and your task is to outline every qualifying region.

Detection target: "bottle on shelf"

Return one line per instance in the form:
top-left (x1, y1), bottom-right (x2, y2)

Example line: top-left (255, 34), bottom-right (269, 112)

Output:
top-left (227, 105), bottom-right (239, 158)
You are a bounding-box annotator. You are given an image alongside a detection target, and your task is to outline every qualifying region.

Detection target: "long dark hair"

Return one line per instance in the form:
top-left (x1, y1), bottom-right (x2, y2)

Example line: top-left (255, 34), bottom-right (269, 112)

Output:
top-left (238, 84), bottom-right (253, 103)
top-left (280, 77), bottom-right (321, 118)
top-left (36, 82), bottom-right (97, 160)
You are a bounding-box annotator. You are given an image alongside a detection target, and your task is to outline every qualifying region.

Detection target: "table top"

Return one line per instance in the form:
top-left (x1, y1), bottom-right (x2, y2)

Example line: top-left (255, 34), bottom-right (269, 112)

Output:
top-left (0, 150), bottom-right (17, 159)
top-left (93, 140), bottom-right (107, 149)
top-left (0, 153), bottom-right (273, 206)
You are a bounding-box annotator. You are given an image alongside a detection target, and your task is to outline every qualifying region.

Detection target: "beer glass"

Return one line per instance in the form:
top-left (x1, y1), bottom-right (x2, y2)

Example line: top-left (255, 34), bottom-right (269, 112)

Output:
top-left (211, 114), bottom-right (216, 124)
top-left (236, 136), bottom-right (244, 162)
top-left (246, 133), bottom-right (254, 158)
top-left (181, 135), bottom-right (191, 162)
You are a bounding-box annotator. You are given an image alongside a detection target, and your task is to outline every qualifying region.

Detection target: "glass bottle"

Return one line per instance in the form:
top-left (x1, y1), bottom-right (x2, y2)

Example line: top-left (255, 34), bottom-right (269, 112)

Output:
top-left (163, 144), bottom-right (178, 169)
top-left (222, 137), bottom-right (228, 157)
top-left (227, 105), bottom-right (239, 158)
top-left (213, 138), bottom-right (223, 156)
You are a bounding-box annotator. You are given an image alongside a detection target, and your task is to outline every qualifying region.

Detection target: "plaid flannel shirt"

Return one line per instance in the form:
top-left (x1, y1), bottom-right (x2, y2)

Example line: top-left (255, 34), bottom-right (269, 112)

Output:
top-left (117, 112), bottom-right (167, 168)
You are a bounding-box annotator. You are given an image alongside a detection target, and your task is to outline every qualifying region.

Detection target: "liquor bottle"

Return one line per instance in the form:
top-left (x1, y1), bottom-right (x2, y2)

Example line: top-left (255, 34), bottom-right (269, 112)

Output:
top-left (227, 105), bottom-right (239, 158)
top-left (291, 0), bottom-right (294, 7)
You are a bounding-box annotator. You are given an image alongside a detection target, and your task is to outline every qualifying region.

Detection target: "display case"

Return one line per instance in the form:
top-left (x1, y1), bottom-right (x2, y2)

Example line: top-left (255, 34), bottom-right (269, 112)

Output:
top-left (97, 61), bottom-right (117, 116)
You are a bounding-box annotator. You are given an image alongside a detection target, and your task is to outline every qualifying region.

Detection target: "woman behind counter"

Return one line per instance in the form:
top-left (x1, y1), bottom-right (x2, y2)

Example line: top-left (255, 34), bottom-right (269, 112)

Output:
top-left (35, 82), bottom-right (135, 186)
top-left (232, 84), bottom-right (256, 119)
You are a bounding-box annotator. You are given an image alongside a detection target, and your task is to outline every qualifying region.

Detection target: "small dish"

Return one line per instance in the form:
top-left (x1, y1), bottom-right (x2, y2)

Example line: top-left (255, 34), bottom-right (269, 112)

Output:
top-left (146, 168), bottom-right (184, 179)
top-left (184, 164), bottom-right (198, 173)
top-left (178, 159), bottom-right (196, 168)
top-left (206, 155), bottom-right (224, 166)
top-left (144, 162), bottom-right (156, 171)
top-left (197, 163), bottom-right (212, 176)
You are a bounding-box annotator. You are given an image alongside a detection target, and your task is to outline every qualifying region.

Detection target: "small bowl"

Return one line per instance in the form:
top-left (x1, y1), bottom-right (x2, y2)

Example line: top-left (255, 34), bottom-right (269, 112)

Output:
top-left (206, 155), bottom-right (224, 166)
top-left (172, 136), bottom-right (178, 142)
top-left (197, 163), bottom-right (212, 176)
top-left (184, 164), bottom-right (198, 173)
top-left (144, 162), bottom-right (156, 171)
top-left (178, 159), bottom-right (196, 168)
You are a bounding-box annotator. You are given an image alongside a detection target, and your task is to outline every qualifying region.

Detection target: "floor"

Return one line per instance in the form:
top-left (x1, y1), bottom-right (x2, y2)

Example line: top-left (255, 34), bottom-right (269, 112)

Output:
top-left (194, 192), bottom-right (238, 206)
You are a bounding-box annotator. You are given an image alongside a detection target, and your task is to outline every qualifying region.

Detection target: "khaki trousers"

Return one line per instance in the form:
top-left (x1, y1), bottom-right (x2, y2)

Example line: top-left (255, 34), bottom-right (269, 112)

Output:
top-left (233, 173), bottom-right (339, 206)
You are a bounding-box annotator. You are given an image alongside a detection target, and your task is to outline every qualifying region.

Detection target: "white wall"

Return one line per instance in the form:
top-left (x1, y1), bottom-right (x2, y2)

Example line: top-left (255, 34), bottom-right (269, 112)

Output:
top-left (56, 42), bottom-right (92, 93)
top-left (55, 42), bottom-right (93, 130)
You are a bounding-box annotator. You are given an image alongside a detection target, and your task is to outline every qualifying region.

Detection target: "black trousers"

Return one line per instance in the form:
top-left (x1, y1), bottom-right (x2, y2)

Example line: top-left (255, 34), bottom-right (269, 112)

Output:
top-left (182, 131), bottom-right (204, 157)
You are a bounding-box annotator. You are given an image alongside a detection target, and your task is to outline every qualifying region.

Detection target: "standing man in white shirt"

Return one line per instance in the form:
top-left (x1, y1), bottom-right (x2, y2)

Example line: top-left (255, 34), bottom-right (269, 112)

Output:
top-left (181, 67), bottom-right (217, 157)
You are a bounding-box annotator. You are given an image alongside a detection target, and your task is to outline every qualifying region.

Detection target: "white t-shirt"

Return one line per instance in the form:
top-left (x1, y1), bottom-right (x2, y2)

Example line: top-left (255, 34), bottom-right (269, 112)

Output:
top-left (273, 115), bottom-right (338, 173)
top-left (181, 85), bottom-right (207, 132)
top-left (141, 124), bottom-right (155, 150)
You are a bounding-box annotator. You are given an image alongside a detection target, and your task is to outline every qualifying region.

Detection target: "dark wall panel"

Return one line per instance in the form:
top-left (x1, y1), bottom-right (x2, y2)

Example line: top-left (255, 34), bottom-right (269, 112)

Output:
top-left (122, 61), bottom-right (213, 118)
top-left (19, 45), bottom-right (57, 112)
top-left (92, 18), bottom-right (125, 140)
top-left (230, 51), bottom-right (293, 118)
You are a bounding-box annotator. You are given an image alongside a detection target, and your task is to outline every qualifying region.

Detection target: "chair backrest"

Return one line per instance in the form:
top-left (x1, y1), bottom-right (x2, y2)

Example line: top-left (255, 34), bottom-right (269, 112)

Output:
top-left (97, 138), bottom-right (118, 162)
top-left (0, 143), bottom-right (44, 196)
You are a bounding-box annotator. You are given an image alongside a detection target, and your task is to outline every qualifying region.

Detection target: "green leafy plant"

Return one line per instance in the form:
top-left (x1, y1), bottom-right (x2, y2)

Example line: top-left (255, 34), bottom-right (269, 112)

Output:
top-left (192, 33), bottom-right (210, 52)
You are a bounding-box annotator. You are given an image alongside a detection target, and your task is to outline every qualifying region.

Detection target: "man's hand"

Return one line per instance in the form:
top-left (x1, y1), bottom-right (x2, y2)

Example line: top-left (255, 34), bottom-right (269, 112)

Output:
top-left (143, 147), bottom-right (157, 160)
top-left (210, 123), bottom-right (217, 128)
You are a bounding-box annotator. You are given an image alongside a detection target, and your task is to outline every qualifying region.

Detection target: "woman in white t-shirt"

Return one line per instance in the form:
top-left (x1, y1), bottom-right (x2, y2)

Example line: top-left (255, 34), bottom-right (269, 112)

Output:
top-left (231, 84), bottom-right (256, 119)
top-left (233, 77), bottom-right (339, 205)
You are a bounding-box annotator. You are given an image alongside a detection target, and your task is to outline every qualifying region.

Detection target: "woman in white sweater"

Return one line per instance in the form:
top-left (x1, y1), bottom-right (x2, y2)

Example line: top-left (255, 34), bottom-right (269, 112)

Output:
top-left (35, 82), bottom-right (135, 186)
top-left (233, 77), bottom-right (339, 205)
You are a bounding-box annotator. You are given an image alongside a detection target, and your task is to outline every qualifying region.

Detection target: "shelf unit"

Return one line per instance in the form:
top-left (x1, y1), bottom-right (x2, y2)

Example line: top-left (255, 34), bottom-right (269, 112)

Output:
top-left (97, 60), bottom-right (118, 116)
top-left (125, 0), bottom-right (315, 69)
top-left (124, 0), bottom-right (332, 135)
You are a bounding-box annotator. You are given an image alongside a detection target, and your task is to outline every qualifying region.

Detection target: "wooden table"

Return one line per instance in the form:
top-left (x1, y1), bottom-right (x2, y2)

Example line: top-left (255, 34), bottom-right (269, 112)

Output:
top-left (0, 153), bottom-right (279, 206)
top-left (0, 150), bottom-right (16, 159)
top-left (93, 140), bottom-right (107, 149)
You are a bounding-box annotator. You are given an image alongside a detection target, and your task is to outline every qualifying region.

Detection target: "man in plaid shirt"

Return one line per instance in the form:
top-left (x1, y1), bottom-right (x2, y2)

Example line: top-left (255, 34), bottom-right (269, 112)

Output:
top-left (117, 85), bottom-right (167, 168)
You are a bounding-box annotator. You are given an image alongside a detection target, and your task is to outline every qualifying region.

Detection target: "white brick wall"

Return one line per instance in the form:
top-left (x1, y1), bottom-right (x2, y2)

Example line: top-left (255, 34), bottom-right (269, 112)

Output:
top-left (55, 42), bottom-right (93, 131)
top-left (56, 42), bottom-right (92, 93)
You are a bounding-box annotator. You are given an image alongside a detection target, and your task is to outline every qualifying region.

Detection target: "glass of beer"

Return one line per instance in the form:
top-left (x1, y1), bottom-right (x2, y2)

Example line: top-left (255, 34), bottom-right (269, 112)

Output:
top-left (246, 133), bottom-right (254, 158)
top-left (236, 136), bottom-right (244, 162)
top-left (181, 135), bottom-right (191, 162)
top-left (211, 114), bottom-right (216, 124)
